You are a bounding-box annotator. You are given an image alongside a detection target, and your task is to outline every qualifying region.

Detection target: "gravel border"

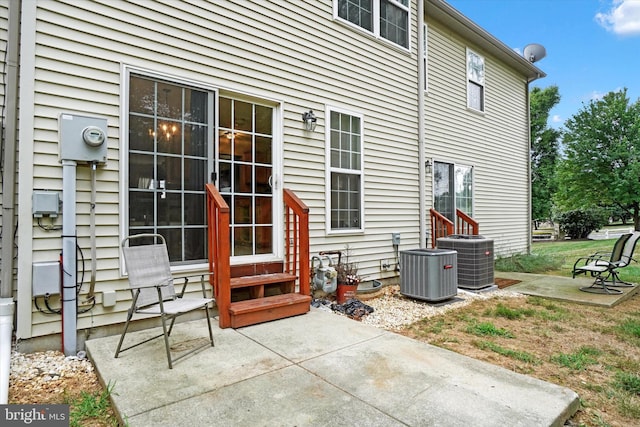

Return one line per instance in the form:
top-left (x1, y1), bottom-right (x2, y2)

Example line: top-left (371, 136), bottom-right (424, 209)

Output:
top-left (316, 284), bottom-right (525, 329)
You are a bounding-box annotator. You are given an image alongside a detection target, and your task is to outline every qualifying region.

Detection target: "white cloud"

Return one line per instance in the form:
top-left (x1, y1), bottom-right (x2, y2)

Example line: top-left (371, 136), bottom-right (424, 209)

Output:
top-left (589, 90), bottom-right (606, 101)
top-left (585, 87), bottom-right (624, 102)
top-left (595, 0), bottom-right (640, 36)
top-left (552, 115), bottom-right (562, 123)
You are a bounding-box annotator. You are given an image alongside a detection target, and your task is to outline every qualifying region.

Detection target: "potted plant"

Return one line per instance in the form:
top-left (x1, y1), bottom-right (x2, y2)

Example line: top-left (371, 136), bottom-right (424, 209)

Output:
top-left (335, 247), bottom-right (361, 304)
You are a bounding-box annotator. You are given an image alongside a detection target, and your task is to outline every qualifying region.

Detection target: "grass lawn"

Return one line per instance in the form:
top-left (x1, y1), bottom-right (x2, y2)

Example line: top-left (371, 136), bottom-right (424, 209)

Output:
top-left (401, 237), bottom-right (640, 427)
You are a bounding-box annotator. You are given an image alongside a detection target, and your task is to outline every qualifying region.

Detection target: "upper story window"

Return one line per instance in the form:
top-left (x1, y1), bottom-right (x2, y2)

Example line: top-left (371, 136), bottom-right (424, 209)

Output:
top-left (467, 49), bottom-right (485, 111)
top-left (336, 0), bottom-right (410, 49)
top-left (327, 108), bottom-right (364, 232)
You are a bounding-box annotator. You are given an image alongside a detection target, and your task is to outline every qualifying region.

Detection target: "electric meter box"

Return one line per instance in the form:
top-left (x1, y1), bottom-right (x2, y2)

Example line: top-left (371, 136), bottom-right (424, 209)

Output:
top-left (59, 113), bottom-right (108, 164)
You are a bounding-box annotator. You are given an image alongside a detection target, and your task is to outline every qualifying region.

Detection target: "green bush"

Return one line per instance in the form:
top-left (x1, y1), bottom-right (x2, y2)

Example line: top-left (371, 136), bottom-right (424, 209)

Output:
top-left (556, 208), bottom-right (608, 239)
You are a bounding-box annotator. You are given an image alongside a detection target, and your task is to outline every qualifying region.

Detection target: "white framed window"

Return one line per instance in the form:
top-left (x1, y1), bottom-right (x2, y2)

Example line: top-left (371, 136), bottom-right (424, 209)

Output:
top-left (217, 96), bottom-right (281, 260)
top-left (126, 72), bottom-right (214, 265)
top-left (466, 48), bottom-right (485, 112)
top-left (434, 161), bottom-right (473, 222)
top-left (455, 165), bottom-right (473, 216)
top-left (335, 0), bottom-right (410, 49)
top-left (326, 108), bottom-right (364, 233)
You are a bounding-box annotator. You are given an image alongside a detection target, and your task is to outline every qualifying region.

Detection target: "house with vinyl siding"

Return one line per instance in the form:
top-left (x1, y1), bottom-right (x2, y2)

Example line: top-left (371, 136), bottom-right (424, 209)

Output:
top-left (0, 0), bottom-right (545, 351)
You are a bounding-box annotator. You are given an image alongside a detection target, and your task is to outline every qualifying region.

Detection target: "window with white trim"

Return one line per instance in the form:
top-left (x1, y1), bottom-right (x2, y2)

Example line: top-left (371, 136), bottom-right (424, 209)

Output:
top-left (336, 0), bottom-right (410, 49)
top-left (127, 74), bottom-right (212, 264)
top-left (467, 49), bottom-right (485, 111)
top-left (328, 109), bottom-right (364, 231)
top-left (455, 165), bottom-right (473, 216)
top-left (434, 162), bottom-right (473, 222)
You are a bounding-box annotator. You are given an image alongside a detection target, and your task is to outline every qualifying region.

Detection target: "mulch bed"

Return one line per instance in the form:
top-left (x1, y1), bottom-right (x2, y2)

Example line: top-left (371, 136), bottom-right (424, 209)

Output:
top-left (494, 277), bottom-right (521, 289)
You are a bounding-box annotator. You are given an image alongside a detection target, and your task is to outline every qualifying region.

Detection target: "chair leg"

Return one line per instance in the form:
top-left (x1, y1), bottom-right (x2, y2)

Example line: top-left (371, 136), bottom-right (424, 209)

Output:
top-left (604, 271), bottom-right (635, 287)
top-left (167, 315), bottom-right (178, 336)
top-left (114, 308), bottom-right (135, 358)
top-left (580, 275), bottom-right (623, 295)
top-left (160, 313), bottom-right (173, 369)
top-left (205, 304), bottom-right (215, 347)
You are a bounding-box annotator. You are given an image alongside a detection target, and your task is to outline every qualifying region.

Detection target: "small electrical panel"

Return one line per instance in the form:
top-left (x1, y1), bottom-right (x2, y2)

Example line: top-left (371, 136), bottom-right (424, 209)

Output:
top-left (59, 113), bottom-right (108, 164)
top-left (392, 232), bottom-right (401, 246)
top-left (32, 261), bottom-right (61, 296)
top-left (32, 191), bottom-right (61, 218)
top-left (102, 290), bottom-right (117, 307)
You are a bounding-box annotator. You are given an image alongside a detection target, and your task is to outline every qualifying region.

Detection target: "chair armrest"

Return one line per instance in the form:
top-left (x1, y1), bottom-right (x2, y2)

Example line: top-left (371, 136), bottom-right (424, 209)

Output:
top-left (572, 254), bottom-right (609, 270)
top-left (132, 279), bottom-right (173, 290)
top-left (593, 251), bottom-right (611, 256)
top-left (173, 274), bottom-right (209, 299)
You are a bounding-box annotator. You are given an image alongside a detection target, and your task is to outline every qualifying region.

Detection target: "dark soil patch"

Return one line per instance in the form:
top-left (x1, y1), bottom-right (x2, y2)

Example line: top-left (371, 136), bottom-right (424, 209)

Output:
top-left (495, 277), bottom-right (521, 289)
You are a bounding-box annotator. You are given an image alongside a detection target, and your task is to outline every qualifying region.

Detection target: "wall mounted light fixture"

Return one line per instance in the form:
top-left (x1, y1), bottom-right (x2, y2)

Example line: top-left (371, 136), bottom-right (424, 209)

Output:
top-left (302, 110), bottom-right (317, 131)
top-left (425, 159), bottom-right (433, 173)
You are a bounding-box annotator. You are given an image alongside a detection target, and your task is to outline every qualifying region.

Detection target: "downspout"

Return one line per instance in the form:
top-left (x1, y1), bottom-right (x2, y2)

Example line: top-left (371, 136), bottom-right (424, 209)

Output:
top-left (61, 160), bottom-right (78, 356)
top-left (1, 0), bottom-right (21, 404)
top-left (418, 0), bottom-right (426, 248)
top-left (526, 74), bottom-right (541, 254)
top-left (526, 80), bottom-right (532, 254)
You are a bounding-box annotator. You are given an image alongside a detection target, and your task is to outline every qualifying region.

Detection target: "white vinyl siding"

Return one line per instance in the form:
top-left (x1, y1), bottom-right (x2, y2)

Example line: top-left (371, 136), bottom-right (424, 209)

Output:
top-left (425, 20), bottom-right (530, 255)
top-left (17, 0), bottom-right (420, 340)
top-left (15, 0), bottom-right (536, 342)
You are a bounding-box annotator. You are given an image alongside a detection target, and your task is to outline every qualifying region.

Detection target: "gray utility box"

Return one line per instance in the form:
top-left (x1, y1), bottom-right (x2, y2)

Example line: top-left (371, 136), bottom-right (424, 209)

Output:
top-left (437, 235), bottom-right (494, 290)
top-left (400, 249), bottom-right (457, 302)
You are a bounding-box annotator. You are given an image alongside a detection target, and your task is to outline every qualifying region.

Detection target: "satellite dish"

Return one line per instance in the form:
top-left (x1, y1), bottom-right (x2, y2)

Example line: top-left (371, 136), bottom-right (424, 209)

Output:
top-left (523, 43), bottom-right (546, 63)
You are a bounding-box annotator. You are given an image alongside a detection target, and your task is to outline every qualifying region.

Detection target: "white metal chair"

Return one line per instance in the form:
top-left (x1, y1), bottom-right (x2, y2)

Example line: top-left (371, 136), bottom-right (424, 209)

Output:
top-left (607, 231), bottom-right (640, 287)
top-left (572, 232), bottom-right (640, 294)
top-left (115, 234), bottom-right (214, 368)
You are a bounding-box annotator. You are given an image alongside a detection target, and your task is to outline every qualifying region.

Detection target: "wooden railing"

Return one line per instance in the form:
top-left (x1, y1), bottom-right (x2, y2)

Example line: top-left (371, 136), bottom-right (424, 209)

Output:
top-left (430, 208), bottom-right (454, 248)
top-left (205, 183), bottom-right (231, 328)
top-left (456, 209), bottom-right (479, 236)
top-left (429, 208), bottom-right (479, 248)
top-left (207, 185), bottom-right (310, 328)
top-left (283, 189), bottom-right (310, 296)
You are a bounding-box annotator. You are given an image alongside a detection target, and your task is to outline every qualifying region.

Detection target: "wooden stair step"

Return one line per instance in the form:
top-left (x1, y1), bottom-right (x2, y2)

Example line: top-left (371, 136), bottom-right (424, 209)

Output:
top-left (229, 293), bottom-right (311, 328)
top-left (230, 272), bottom-right (297, 289)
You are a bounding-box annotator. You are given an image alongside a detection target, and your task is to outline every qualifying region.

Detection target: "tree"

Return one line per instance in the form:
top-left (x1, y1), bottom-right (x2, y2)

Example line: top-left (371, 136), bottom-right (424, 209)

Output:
top-left (530, 86), bottom-right (561, 226)
top-left (555, 89), bottom-right (640, 230)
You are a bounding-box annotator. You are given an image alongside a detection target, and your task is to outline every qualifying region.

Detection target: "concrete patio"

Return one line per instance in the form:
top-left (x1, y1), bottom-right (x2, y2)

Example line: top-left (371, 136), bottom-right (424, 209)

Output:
top-left (503, 271), bottom-right (639, 307)
top-left (84, 272), bottom-right (640, 426)
top-left (82, 272), bottom-right (640, 427)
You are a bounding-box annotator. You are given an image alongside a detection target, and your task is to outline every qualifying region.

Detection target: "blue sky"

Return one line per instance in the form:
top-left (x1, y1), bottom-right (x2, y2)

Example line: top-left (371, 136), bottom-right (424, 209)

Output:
top-left (447, 0), bottom-right (640, 129)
